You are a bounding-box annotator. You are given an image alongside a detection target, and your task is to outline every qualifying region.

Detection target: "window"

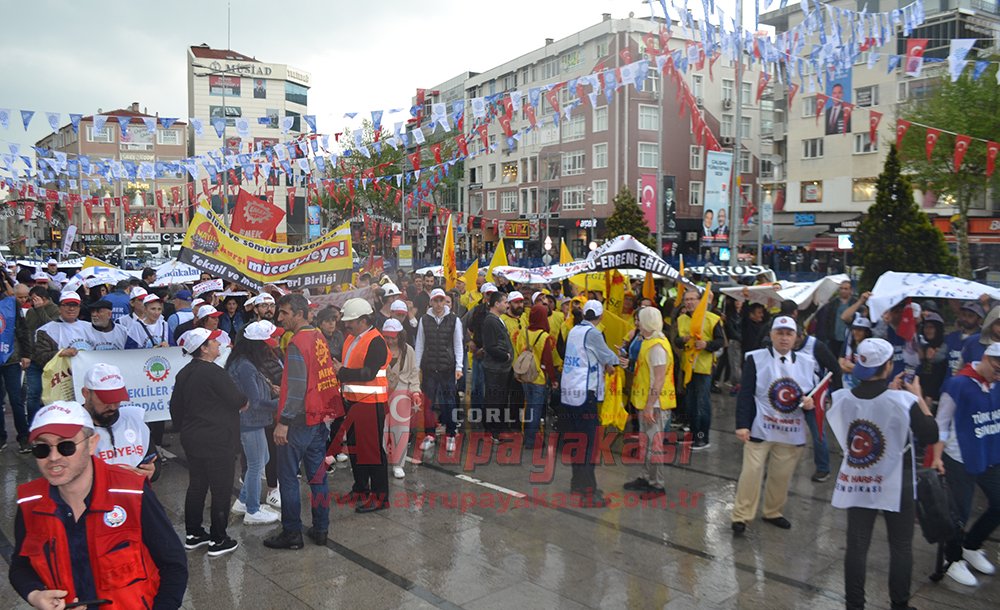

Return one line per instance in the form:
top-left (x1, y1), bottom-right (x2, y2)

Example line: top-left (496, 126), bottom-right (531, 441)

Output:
top-left (739, 150), bottom-right (752, 174)
top-left (86, 125), bottom-right (114, 143)
top-left (800, 180), bottom-right (823, 203)
top-left (853, 133), bottom-right (878, 154)
top-left (563, 115), bottom-right (586, 141)
top-left (740, 116), bottom-right (752, 139)
top-left (539, 124), bottom-right (559, 145)
top-left (596, 38), bottom-right (609, 59)
top-left (562, 151), bottom-right (586, 176)
top-left (265, 108), bottom-right (279, 129)
top-left (285, 110), bottom-right (301, 132)
top-left (760, 158), bottom-right (774, 178)
top-left (638, 142), bottom-right (659, 168)
top-left (487, 191), bottom-right (497, 210)
top-left (501, 161), bottom-right (518, 184)
top-left (741, 82), bottom-right (752, 105)
top-left (500, 72), bottom-right (517, 91)
top-left (721, 114), bottom-right (734, 138)
top-left (284, 82), bottom-right (308, 106)
top-left (120, 129), bottom-right (154, 151)
top-left (802, 96), bottom-right (817, 118)
top-left (592, 180), bottom-right (608, 205)
top-left (562, 185), bottom-right (587, 210)
top-left (689, 181), bottom-right (703, 206)
top-left (639, 105), bottom-right (659, 130)
top-left (210, 105), bottom-right (242, 126)
top-left (852, 177), bottom-right (877, 202)
top-left (541, 57), bottom-right (560, 80)
top-left (722, 79), bottom-right (734, 102)
top-left (802, 137), bottom-right (824, 159)
top-left (691, 74), bottom-right (703, 99)
top-left (469, 167), bottom-right (479, 184)
top-left (593, 106), bottom-right (608, 132)
top-left (593, 143), bottom-right (608, 169)
top-left (689, 145), bottom-right (703, 170)
top-left (501, 191), bottom-right (517, 213)
top-left (488, 163), bottom-right (497, 183)
top-left (897, 81), bottom-right (908, 102)
top-left (156, 129), bottom-right (180, 146)
top-left (855, 85), bottom-right (879, 107)
top-left (640, 66), bottom-right (659, 93)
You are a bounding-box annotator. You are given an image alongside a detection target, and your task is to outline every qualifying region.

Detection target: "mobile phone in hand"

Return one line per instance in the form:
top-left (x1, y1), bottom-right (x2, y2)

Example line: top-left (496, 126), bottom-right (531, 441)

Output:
top-left (66, 600), bottom-right (111, 608)
top-left (139, 450), bottom-right (159, 465)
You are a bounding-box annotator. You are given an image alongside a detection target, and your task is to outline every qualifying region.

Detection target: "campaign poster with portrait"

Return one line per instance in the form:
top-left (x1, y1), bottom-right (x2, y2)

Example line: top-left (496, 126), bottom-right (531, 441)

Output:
top-left (253, 78), bottom-right (267, 99)
top-left (702, 151), bottom-right (733, 244)
top-left (825, 67), bottom-right (852, 135)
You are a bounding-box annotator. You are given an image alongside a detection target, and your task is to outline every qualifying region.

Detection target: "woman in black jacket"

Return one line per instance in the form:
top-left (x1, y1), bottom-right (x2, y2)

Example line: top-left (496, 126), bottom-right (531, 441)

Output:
top-left (170, 328), bottom-right (248, 557)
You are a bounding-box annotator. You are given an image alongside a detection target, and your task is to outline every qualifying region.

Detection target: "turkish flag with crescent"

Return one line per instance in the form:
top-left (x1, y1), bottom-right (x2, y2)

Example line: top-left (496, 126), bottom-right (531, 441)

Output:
top-left (925, 128), bottom-right (941, 161)
top-left (987, 141), bottom-right (1000, 177)
top-left (815, 93), bottom-right (828, 125)
top-left (896, 119), bottom-right (911, 149)
top-left (640, 174), bottom-right (657, 233)
top-left (953, 134), bottom-right (972, 172)
top-left (787, 83), bottom-right (799, 109)
top-left (868, 110), bottom-right (882, 143)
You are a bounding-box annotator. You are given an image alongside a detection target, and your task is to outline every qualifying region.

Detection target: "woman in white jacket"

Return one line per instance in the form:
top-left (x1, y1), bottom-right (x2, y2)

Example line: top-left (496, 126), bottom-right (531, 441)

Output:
top-left (383, 319), bottom-right (421, 479)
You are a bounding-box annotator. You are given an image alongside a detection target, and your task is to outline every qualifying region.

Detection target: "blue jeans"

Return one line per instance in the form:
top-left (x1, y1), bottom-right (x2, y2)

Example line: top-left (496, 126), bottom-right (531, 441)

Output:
top-left (522, 382), bottom-right (548, 448)
top-left (239, 428), bottom-right (269, 514)
top-left (685, 373), bottom-right (712, 444)
top-left (277, 423), bottom-right (330, 533)
top-left (0, 363), bottom-right (26, 442)
top-left (24, 363), bottom-right (43, 426)
top-left (803, 406), bottom-right (831, 474)
top-left (422, 370), bottom-right (458, 437)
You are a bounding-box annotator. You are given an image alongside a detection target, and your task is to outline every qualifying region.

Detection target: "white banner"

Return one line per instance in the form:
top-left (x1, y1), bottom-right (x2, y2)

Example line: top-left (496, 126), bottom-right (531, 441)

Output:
top-left (867, 272), bottom-right (1000, 321)
top-left (71, 348), bottom-right (190, 423)
top-left (720, 274), bottom-right (850, 310)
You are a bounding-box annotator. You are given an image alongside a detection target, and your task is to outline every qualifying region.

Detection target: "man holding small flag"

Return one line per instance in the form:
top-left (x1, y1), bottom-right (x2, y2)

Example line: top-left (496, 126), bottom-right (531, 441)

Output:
top-left (673, 286), bottom-right (723, 450)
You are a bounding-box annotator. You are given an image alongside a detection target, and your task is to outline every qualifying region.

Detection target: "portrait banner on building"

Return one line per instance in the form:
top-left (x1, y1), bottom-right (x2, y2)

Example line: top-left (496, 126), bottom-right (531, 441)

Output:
top-left (179, 204), bottom-right (352, 291)
top-left (72, 348), bottom-right (190, 423)
top-left (702, 151), bottom-right (733, 243)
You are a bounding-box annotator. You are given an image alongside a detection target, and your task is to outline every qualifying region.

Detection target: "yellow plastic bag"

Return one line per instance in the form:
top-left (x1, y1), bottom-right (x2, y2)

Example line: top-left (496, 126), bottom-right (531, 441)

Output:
top-left (42, 353), bottom-right (75, 404)
top-left (599, 368), bottom-right (629, 431)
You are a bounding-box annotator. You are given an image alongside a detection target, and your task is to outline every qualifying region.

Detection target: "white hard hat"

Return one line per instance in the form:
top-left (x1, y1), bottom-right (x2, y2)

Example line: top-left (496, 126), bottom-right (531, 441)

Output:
top-left (381, 283), bottom-right (401, 297)
top-left (340, 297), bottom-right (374, 322)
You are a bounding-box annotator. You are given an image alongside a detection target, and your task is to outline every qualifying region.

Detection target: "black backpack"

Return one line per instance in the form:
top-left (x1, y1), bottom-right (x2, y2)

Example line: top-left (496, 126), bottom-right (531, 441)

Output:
top-left (915, 468), bottom-right (962, 545)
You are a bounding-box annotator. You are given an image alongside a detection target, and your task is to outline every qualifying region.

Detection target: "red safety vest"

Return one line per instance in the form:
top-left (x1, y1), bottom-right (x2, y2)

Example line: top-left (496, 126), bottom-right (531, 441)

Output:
top-left (340, 327), bottom-right (390, 404)
top-left (16, 458), bottom-right (160, 608)
top-left (279, 327), bottom-right (345, 425)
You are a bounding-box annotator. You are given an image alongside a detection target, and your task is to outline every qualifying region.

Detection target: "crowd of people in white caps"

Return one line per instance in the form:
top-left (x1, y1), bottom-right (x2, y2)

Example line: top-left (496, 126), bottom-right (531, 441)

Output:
top-left (4, 258), bottom-right (1000, 610)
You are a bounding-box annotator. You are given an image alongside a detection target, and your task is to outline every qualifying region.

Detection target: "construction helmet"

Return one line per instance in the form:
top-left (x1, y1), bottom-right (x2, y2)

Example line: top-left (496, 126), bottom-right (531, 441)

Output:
top-left (340, 297), bottom-right (374, 321)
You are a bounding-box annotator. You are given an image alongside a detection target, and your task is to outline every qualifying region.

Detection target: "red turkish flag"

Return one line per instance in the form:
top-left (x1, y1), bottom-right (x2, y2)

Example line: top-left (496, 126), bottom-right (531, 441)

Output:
top-left (524, 102), bottom-right (537, 128)
top-left (925, 128), bottom-right (941, 161)
top-left (841, 104), bottom-right (853, 135)
top-left (815, 93), bottom-right (828, 125)
top-left (475, 123), bottom-right (489, 149)
top-left (643, 32), bottom-right (658, 57)
top-left (499, 115), bottom-right (513, 138)
top-left (287, 188), bottom-right (296, 215)
top-left (544, 86), bottom-right (561, 117)
top-left (896, 119), bottom-right (911, 149)
top-left (155, 190), bottom-right (164, 209)
top-left (201, 178), bottom-right (210, 196)
top-left (869, 110), bottom-right (882, 143)
top-left (787, 83), bottom-right (799, 109)
top-left (954, 134), bottom-right (972, 172)
top-left (103, 198), bottom-right (112, 217)
top-left (431, 143), bottom-right (442, 164)
top-left (619, 48), bottom-right (633, 64)
top-left (24, 200), bottom-right (34, 222)
top-left (409, 149), bottom-right (421, 171)
top-left (186, 182), bottom-right (195, 203)
top-left (171, 186), bottom-right (181, 204)
top-left (84, 199), bottom-right (93, 222)
top-left (455, 134), bottom-right (469, 156)
top-left (122, 196), bottom-right (130, 215)
top-left (987, 141), bottom-right (1000, 177)
top-left (66, 194), bottom-right (78, 220)
top-left (756, 71), bottom-right (771, 103)
top-left (44, 199), bottom-right (54, 222)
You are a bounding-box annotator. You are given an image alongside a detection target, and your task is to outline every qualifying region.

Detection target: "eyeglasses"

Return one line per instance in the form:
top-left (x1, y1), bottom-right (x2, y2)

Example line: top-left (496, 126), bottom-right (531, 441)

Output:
top-left (31, 437), bottom-right (87, 459)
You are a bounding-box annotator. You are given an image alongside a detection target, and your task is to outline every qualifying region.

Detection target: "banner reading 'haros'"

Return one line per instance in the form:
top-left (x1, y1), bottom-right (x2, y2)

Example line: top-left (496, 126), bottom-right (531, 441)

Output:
top-left (179, 204), bottom-right (352, 291)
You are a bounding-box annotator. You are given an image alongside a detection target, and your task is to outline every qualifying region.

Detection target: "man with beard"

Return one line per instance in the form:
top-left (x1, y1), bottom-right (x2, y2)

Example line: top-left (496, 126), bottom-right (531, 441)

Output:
top-left (962, 304), bottom-right (1000, 366)
top-left (87, 299), bottom-right (129, 351)
top-left (254, 293), bottom-right (276, 322)
top-left (82, 363), bottom-right (156, 478)
top-left (945, 302), bottom-right (984, 376)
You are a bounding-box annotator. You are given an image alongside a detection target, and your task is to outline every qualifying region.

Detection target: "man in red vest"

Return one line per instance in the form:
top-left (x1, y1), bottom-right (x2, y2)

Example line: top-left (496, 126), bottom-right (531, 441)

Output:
top-left (265, 294), bottom-right (344, 551)
top-left (10, 400), bottom-right (187, 609)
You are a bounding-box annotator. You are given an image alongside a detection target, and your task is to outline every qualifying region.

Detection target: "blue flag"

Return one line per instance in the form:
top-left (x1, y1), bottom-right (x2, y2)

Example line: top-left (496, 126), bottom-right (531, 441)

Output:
top-left (20, 110), bottom-right (34, 131)
top-left (0, 297), bottom-right (16, 365)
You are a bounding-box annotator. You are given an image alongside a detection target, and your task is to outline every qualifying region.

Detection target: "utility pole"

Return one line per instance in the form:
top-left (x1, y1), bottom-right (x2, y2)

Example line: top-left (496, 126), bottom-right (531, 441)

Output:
top-left (730, 0), bottom-right (743, 258)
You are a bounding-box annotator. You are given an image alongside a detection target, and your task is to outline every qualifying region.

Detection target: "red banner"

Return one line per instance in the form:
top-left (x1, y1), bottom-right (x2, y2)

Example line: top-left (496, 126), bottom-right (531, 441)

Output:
top-left (869, 110), bottom-right (882, 143)
top-left (987, 141), bottom-right (1000, 178)
top-left (954, 134), bottom-right (972, 172)
top-left (640, 174), bottom-right (658, 233)
top-left (230, 188), bottom-right (285, 240)
top-left (925, 128), bottom-right (941, 161)
top-left (815, 93), bottom-right (827, 125)
top-left (896, 119), bottom-right (911, 149)
top-left (905, 38), bottom-right (928, 76)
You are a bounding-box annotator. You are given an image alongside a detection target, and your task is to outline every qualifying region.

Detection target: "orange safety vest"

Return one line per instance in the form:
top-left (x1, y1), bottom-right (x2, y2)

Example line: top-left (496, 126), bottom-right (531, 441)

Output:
top-left (340, 327), bottom-right (390, 404)
top-left (278, 327), bottom-right (345, 425)
top-left (16, 458), bottom-right (160, 608)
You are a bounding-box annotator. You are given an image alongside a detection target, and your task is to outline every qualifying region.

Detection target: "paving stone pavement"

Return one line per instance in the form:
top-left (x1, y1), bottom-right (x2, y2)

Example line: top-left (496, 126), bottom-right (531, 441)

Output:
top-left (2, 393), bottom-right (998, 609)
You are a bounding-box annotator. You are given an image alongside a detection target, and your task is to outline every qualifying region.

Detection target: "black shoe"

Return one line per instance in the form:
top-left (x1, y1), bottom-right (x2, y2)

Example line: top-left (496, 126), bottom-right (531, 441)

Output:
top-left (732, 522), bottom-right (746, 535)
top-left (263, 529), bottom-right (304, 550)
top-left (355, 495), bottom-right (389, 514)
top-left (184, 531), bottom-right (212, 550)
top-left (762, 516), bottom-right (792, 529)
top-left (642, 485), bottom-right (666, 499)
top-left (306, 527), bottom-right (328, 546)
top-left (0, 440), bottom-right (7, 451)
top-left (691, 440), bottom-right (711, 451)
top-left (18, 439), bottom-right (31, 454)
top-left (710, 384), bottom-right (722, 394)
top-left (811, 471), bottom-right (831, 483)
top-left (207, 537), bottom-right (239, 557)
top-left (623, 477), bottom-right (651, 491)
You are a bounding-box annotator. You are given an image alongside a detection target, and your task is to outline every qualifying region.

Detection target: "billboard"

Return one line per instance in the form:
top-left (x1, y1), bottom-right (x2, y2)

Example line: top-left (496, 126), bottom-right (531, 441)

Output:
top-left (702, 151), bottom-right (733, 245)
top-left (825, 67), bottom-right (852, 135)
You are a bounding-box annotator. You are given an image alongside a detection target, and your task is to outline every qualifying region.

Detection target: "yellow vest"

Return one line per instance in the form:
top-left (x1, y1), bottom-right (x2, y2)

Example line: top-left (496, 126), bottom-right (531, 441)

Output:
top-left (523, 328), bottom-right (550, 386)
top-left (631, 337), bottom-right (676, 410)
top-left (502, 313), bottom-right (525, 351)
top-left (676, 311), bottom-right (720, 375)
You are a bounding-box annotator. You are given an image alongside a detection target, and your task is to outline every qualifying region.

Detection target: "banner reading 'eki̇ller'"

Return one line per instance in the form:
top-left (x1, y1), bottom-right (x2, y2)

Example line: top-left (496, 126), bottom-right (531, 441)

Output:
top-left (178, 203), bottom-right (353, 291)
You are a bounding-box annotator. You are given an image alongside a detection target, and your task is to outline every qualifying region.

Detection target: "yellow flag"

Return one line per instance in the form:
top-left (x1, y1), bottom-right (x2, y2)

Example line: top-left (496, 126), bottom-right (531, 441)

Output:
top-left (682, 281), bottom-right (712, 385)
top-left (599, 309), bottom-right (628, 352)
top-left (642, 272), bottom-right (656, 302)
top-left (674, 254), bottom-right (686, 308)
top-left (462, 259), bottom-right (479, 291)
top-left (606, 270), bottom-right (626, 315)
top-left (442, 214), bottom-right (458, 291)
top-left (82, 256), bottom-right (115, 270)
top-left (559, 238), bottom-right (573, 264)
top-left (485, 238), bottom-right (507, 282)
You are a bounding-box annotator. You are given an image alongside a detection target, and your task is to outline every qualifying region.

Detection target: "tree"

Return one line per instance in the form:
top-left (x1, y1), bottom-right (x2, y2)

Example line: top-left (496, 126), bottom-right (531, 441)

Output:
top-left (854, 145), bottom-right (954, 290)
top-left (898, 64), bottom-right (1000, 277)
top-left (604, 186), bottom-right (655, 250)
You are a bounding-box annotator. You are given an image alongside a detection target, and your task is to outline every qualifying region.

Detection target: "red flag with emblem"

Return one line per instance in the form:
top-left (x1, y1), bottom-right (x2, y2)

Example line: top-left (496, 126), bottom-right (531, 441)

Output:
top-left (841, 104), bottom-right (853, 135)
top-left (200, 178), bottom-right (209, 196)
top-left (925, 128), bottom-right (941, 161)
top-left (987, 141), bottom-right (1000, 177)
top-left (287, 188), bottom-right (296, 215)
top-left (44, 199), bottom-right (54, 222)
top-left (171, 186), bottom-right (181, 204)
top-left (756, 70), bottom-right (771, 103)
top-left (103, 198), bottom-right (112, 217)
top-left (431, 143), bottom-right (442, 164)
top-left (455, 134), bottom-right (469, 156)
top-left (84, 199), bottom-right (93, 222)
top-left (544, 86), bottom-right (561, 117)
top-left (815, 93), bottom-right (827, 125)
top-left (787, 83), bottom-right (799, 109)
top-left (524, 102), bottom-right (537, 128)
top-left (409, 148), bottom-right (421, 171)
top-left (807, 372), bottom-right (833, 442)
top-left (186, 182), bottom-right (195, 203)
top-left (954, 134), bottom-right (972, 172)
top-left (868, 110), bottom-right (882, 143)
top-left (24, 200), bottom-right (34, 222)
top-left (155, 190), bottom-right (164, 209)
top-left (475, 123), bottom-right (489, 149)
top-left (122, 195), bottom-right (130, 215)
top-left (896, 119), bottom-right (911, 149)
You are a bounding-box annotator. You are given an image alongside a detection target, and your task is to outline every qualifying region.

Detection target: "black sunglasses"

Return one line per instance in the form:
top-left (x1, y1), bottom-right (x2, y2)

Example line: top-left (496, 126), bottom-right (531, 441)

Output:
top-left (31, 437), bottom-right (87, 459)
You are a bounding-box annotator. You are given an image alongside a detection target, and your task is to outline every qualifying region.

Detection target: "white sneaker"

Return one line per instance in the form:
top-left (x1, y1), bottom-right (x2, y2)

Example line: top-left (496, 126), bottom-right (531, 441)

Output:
top-left (393, 466), bottom-right (405, 479)
top-left (420, 436), bottom-right (435, 451)
top-left (266, 488), bottom-right (281, 509)
top-left (231, 499), bottom-right (247, 515)
top-left (963, 548), bottom-right (996, 575)
top-left (336, 453), bottom-right (349, 463)
top-left (946, 560), bottom-right (979, 586)
top-left (244, 507), bottom-right (280, 525)
top-left (446, 437), bottom-right (456, 452)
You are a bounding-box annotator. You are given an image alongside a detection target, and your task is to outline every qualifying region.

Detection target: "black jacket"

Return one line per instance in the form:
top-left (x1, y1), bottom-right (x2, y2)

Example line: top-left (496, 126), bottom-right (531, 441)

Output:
top-left (170, 359), bottom-right (247, 458)
top-left (481, 313), bottom-right (513, 372)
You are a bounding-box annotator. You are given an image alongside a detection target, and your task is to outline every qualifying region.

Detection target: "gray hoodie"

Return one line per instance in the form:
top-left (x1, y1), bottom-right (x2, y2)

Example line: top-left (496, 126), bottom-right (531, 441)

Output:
top-left (979, 305), bottom-right (1000, 345)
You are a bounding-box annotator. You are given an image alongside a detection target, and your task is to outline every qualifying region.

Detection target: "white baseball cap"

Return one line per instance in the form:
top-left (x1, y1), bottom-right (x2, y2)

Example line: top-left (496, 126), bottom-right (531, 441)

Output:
top-left (191, 298), bottom-right (207, 311)
top-left (178, 328), bottom-right (222, 355)
top-left (83, 363), bottom-right (129, 404)
top-left (142, 294), bottom-right (161, 305)
top-left (243, 320), bottom-right (282, 347)
top-left (196, 305), bottom-right (222, 320)
top-left (47, 258), bottom-right (58, 266)
top-left (984, 343), bottom-right (1000, 358)
top-left (29, 400), bottom-right (93, 442)
top-left (390, 300), bottom-right (408, 314)
top-left (257, 293), bottom-right (275, 305)
top-left (771, 316), bottom-right (797, 332)
top-left (129, 287), bottom-right (148, 300)
top-left (429, 288), bottom-right (447, 300)
top-left (583, 300), bottom-right (603, 318)
top-left (851, 315), bottom-right (873, 329)
top-left (531, 291), bottom-right (542, 303)
top-left (481, 283), bottom-right (498, 295)
top-left (32, 271), bottom-right (49, 283)
top-left (508, 291), bottom-right (524, 302)
top-left (382, 318), bottom-right (404, 335)
top-left (59, 291), bottom-right (81, 305)
top-left (853, 338), bottom-right (895, 380)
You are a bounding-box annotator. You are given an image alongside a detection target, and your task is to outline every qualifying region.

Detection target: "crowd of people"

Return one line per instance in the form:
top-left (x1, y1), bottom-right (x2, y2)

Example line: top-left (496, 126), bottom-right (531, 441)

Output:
top-left (3, 257), bottom-right (999, 609)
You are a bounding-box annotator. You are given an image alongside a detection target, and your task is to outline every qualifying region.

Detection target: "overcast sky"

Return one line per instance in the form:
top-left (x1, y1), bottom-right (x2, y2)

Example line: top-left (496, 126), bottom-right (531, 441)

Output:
top-left (1, 0), bottom-right (758, 154)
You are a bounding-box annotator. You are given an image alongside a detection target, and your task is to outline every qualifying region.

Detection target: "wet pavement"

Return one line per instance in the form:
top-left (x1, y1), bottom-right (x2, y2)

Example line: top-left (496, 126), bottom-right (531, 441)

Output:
top-left (2, 392), bottom-right (999, 609)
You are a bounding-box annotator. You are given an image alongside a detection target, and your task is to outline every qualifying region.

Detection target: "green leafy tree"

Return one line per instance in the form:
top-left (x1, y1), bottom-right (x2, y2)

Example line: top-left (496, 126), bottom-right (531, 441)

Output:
top-left (854, 145), bottom-right (954, 290)
top-left (604, 186), bottom-right (655, 250)
top-left (898, 64), bottom-right (1000, 277)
